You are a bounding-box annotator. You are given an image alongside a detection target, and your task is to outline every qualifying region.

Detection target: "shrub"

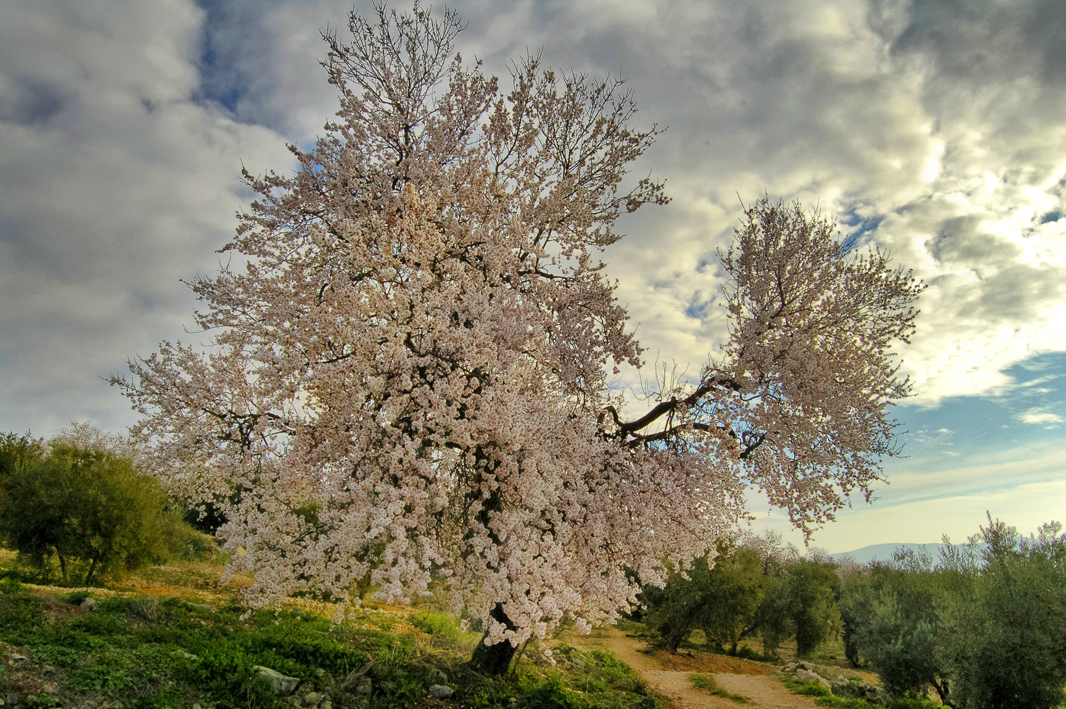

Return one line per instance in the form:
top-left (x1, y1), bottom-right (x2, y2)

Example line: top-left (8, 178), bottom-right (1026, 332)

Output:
top-left (839, 561), bottom-right (951, 702)
top-left (758, 557), bottom-right (840, 658)
top-left (0, 442), bottom-right (174, 584)
top-left (0, 431), bottom-right (45, 481)
top-left (939, 519), bottom-right (1066, 709)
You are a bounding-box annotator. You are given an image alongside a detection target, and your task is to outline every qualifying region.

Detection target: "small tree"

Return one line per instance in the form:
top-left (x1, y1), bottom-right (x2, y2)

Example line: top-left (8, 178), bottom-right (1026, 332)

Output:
top-left (940, 518), bottom-right (1066, 709)
top-left (758, 557), bottom-right (840, 658)
top-left (114, 2), bottom-right (923, 675)
top-left (840, 559), bottom-right (952, 702)
top-left (642, 538), bottom-right (768, 654)
top-left (0, 442), bottom-right (172, 584)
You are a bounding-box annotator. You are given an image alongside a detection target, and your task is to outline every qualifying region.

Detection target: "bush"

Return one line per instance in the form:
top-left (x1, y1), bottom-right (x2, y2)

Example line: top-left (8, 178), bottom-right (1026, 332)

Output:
top-left (842, 517), bottom-right (1066, 709)
top-left (0, 432), bottom-right (45, 481)
top-left (758, 557), bottom-right (840, 658)
top-left (939, 519), bottom-right (1066, 709)
top-left (641, 540), bottom-right (766, 653)
top-left (0, 442), bottom-right (175, 584)
top-left (839, 562), bottom-right (950, 702)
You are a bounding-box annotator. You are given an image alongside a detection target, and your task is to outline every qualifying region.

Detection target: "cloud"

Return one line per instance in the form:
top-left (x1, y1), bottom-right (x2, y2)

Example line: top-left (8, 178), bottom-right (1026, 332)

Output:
top-left (594, 0), bottom-right (1066, 409)
top-left (0, 0), bottom-right (293, 435)
top-left (750, 438), bottom-right (1066, 551)
top-left (1018, 408), bottom-right (1064, 425)
top-left (2, 0), bottom-right (1066, 439)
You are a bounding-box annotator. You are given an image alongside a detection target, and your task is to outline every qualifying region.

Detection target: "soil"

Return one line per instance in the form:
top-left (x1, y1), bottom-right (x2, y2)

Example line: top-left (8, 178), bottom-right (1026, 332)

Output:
top-left (563, 627), bottom-right (822, 709)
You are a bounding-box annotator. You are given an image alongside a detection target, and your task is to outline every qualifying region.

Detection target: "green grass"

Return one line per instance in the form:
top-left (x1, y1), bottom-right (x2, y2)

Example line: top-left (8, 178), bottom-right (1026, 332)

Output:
top-left (688, 673), bottom-right (748, 703)
top-left (779, 677), bottom-right (940, 709)
top-left (0, 561), bottom-right (670, 709)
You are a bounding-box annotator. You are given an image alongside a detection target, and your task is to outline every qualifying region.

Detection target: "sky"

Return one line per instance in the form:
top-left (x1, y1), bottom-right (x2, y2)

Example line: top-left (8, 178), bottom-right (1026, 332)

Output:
top-left (1, 0), bottom-right (1064, 554)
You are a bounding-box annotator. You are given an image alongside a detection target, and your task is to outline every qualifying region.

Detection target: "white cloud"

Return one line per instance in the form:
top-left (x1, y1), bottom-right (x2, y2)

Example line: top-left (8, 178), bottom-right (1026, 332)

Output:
top-left (750, 438), bottom-right (1066, 552)
top-left (0, 0), bottom-right (293, 435)
top-left (3, 0), bottom-right (1066, 434)
top-left (1018, 408), bottom-right (1065, 425)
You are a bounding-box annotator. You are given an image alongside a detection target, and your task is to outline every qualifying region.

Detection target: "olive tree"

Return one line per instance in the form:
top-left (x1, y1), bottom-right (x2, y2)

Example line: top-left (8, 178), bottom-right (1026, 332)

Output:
top-left (0, 441), bottom-right (172, 584)
top-left (940, 519), bottom-right (1066, 709)
top-left (114, 3), bottom-right (923, 675)
top-left (839, 558), bottom-right (952, 702)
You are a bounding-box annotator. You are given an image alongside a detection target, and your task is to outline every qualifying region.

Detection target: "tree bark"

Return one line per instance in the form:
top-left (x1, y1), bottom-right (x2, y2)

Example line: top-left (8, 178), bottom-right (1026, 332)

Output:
top-left (56, 551), bottom-right (68, 584)
top-left (468, 604), bottom-right (520, 676)
top-left (85, 555), bottom-right (99, 586)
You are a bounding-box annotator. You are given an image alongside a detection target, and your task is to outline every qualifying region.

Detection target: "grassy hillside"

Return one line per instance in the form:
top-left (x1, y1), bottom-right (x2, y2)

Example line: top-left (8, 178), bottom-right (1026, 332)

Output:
top-left (0, 553), bottom-right (667, 709)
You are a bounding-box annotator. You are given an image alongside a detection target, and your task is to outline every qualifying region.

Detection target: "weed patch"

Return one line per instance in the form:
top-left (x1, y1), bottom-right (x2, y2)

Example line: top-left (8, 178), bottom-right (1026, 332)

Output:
top-left (689, 673), bottom-right (748, 703)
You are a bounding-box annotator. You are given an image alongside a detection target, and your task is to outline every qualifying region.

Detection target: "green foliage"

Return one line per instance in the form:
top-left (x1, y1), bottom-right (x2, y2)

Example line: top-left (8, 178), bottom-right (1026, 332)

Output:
top-left (840, 516), bottom-right (1066, 709)
top-left (0, 432), bottom-right (44, 482)
top-left (779, 677), bottom-right (938, 709)
top-left (688, 673), bottom-right (749, 703)
top-left (938, 518), bottom-right (1066, 709)
top-left (0, 441), bottom-right (175, 584)
top-left (0, 587), bottom-right (45, 643)
top-left (758, 558), bottom-right (840, 658)
top-left (411, 610), bottom-right (468, 646)
top-left (0, 577), bottom-right (666, 709)
top-left (641, 540), bottom-right (766, 653)
top-left (838, 560), bottom-right (951, 702)
top-left (519, 645), bottom-right (665, 709)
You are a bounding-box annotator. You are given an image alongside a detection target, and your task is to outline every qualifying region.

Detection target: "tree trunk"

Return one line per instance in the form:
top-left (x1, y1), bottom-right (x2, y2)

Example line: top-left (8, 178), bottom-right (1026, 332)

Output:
top-left (933, 678), bottom-right (950, 704)
top-left (85, 555), bottom-right (99, 586)
top-left (56, 551), bottom-right (68, 584)
top-left (659, 620), bottom-right (691, 654)
top-left (469, 604), bottom-right (520, 676)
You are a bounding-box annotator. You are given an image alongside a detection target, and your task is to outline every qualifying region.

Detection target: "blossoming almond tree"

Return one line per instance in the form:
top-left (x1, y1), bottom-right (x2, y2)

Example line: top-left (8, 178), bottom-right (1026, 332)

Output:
top-left (113, 3), bottom-right (923, 674)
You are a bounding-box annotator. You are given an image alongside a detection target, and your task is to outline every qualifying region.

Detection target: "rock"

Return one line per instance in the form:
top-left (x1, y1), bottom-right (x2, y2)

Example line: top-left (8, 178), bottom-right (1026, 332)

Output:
top-left (796, 661), bottom-right (812, 671)
top-left (320, 701), bottom-right (332, 709)
top-left (356, 678), bottom-right (372, 695)
top-left (80, 597), bottom-right (96, 612)
top-left (193, 703), bottom-right (202, 709)
top-left (8, 654), bottom-right (25, 662)
top-left (428, 685), bottom-right (454, 699)
top-left (253, 665), bottom-right (301, 695)
top-left (303, 692), bottom-right (323, 706)
top-left (795, 669), bottom-right (831, 689)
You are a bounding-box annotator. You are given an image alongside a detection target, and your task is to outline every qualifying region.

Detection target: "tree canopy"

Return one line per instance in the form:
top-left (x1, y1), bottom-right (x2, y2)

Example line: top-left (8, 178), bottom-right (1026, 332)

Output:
top-left (0, 436), bottom-right (172, 584)
top-left (114, 2), bottom-right (923, 673)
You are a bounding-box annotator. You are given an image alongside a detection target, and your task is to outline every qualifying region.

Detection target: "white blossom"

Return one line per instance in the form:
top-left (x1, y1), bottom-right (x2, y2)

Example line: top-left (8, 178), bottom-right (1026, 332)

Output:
top-left (113, 3), bottom-right (921, 653)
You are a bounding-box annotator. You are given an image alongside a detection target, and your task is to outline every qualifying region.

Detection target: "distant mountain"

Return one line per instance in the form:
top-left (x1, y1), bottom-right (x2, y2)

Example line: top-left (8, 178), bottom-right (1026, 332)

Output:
top-left (830, 543), bottom-right (952, 565)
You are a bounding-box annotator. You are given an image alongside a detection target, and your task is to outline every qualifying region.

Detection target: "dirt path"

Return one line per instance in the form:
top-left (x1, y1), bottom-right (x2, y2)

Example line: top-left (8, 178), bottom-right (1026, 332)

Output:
top-left (564, 628), bottom-right (820, 709)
